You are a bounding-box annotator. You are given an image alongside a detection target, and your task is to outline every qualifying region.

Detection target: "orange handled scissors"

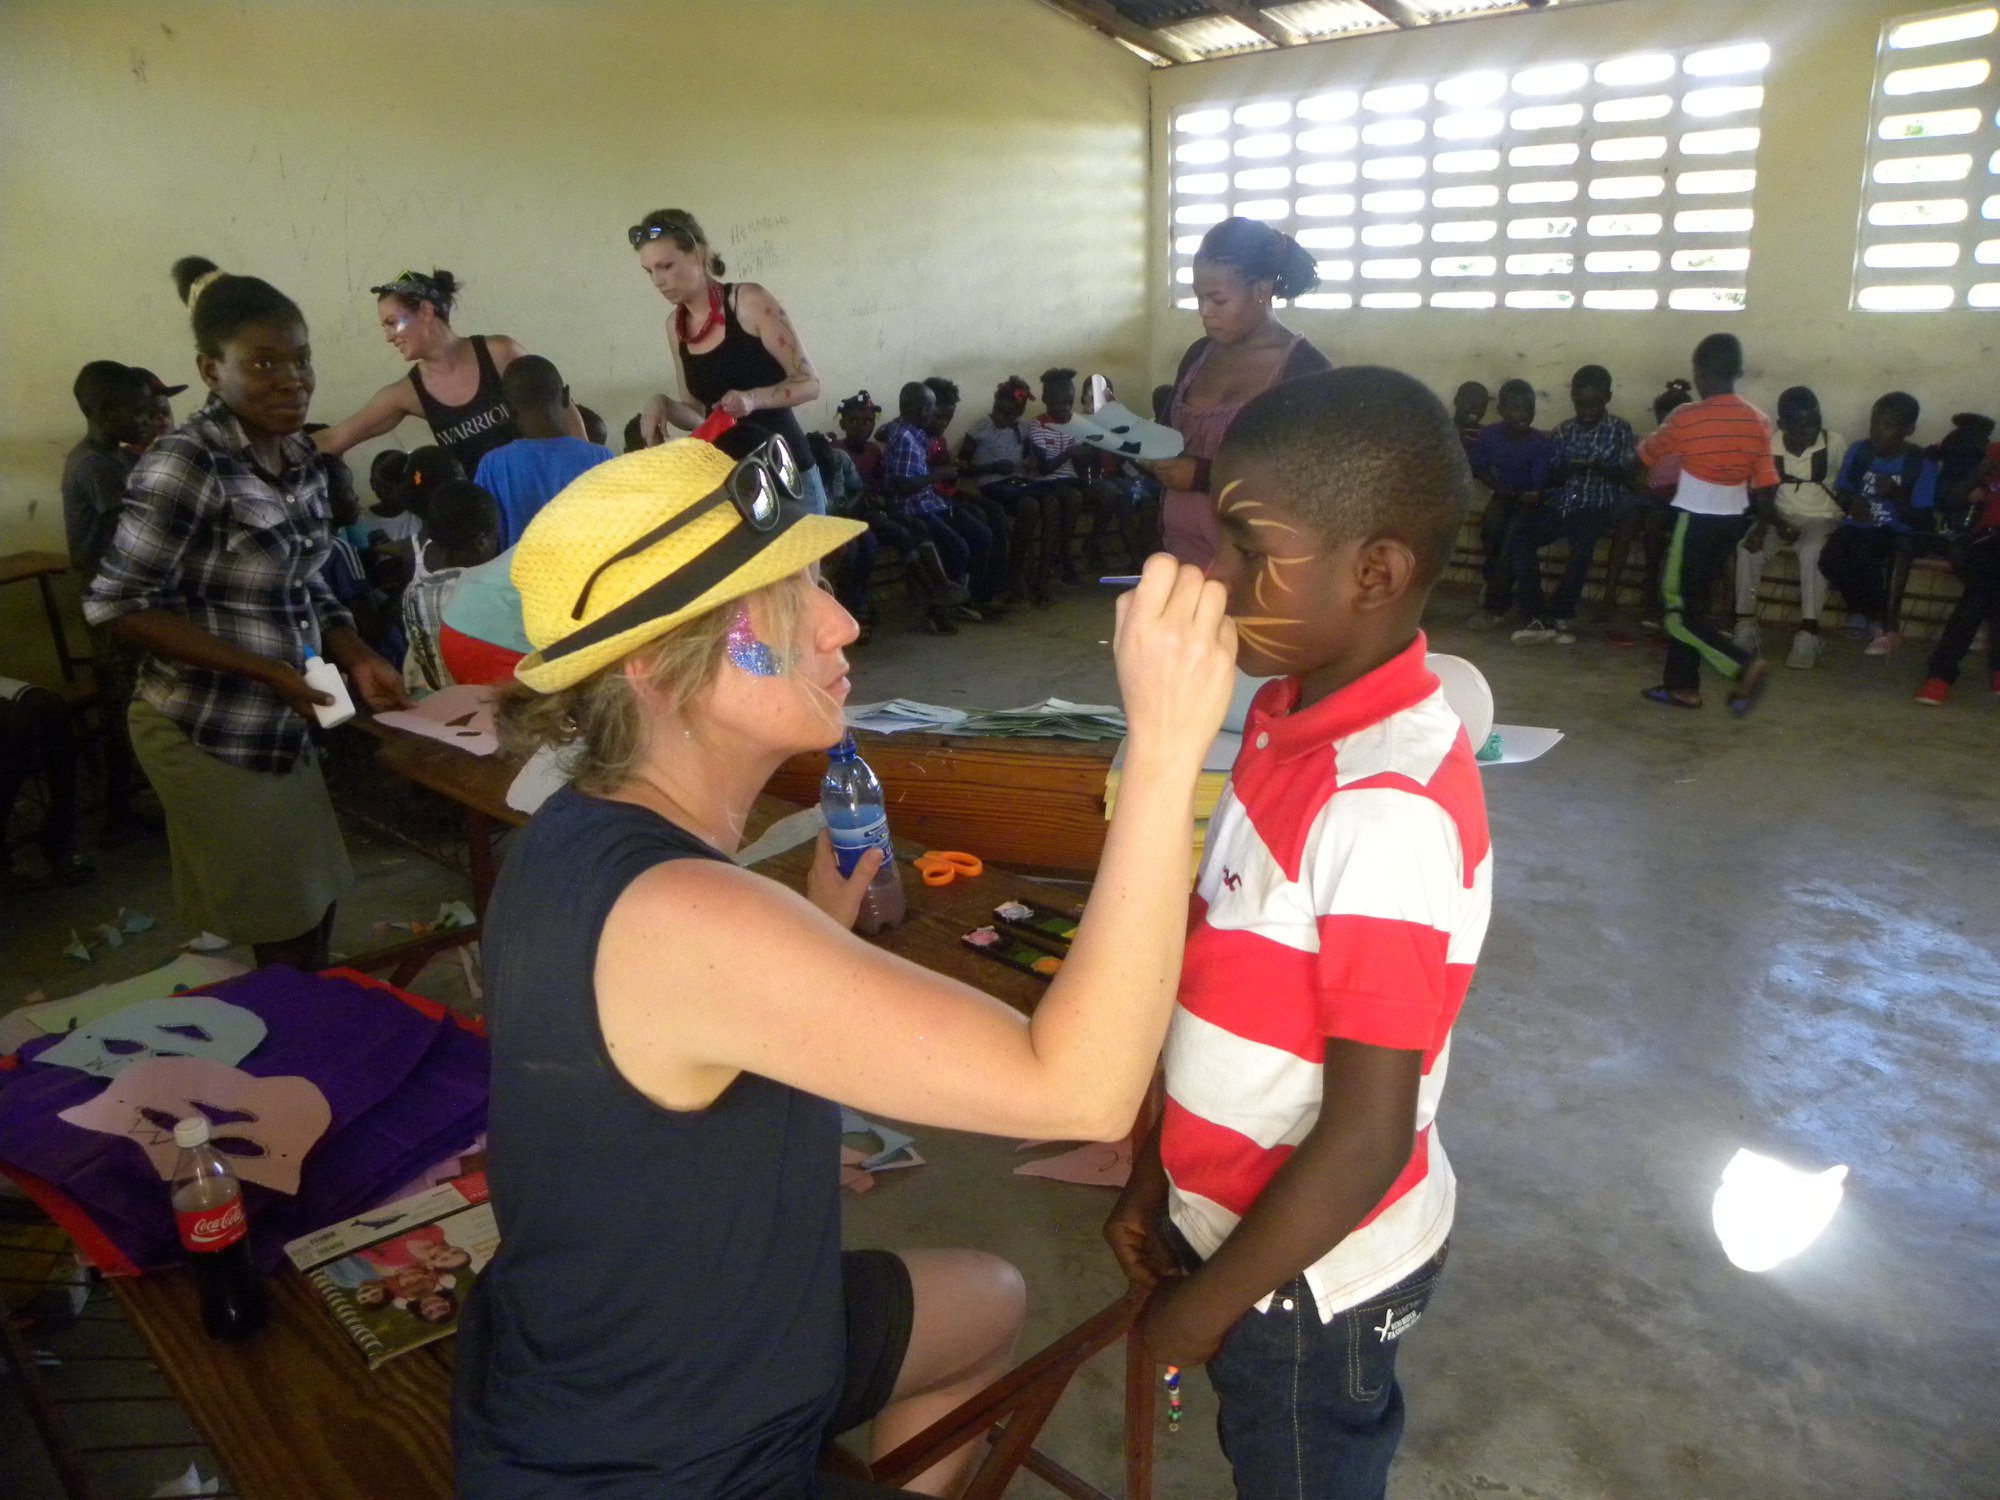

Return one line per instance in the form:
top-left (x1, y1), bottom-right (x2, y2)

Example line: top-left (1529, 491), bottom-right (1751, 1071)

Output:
top-left (913, 850), bottom-right (984, 887)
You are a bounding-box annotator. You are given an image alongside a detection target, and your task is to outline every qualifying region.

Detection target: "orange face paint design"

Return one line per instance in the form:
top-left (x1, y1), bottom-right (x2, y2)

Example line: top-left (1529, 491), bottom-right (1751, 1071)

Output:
top-left (1219, 488), bottom-right (1317, 658)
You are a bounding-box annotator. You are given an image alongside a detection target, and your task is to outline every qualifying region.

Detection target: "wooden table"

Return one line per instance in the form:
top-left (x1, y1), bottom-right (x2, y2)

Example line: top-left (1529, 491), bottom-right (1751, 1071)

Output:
top-left (109, 725), bottom-right (1092, 1499)
top-left (0, 550), bottom-right (91, 691)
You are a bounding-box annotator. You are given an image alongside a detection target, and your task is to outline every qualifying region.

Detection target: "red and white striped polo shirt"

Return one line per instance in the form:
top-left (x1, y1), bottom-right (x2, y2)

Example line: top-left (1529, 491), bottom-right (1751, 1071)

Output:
top-left (1164, 635), bottom-right (1493, 1321)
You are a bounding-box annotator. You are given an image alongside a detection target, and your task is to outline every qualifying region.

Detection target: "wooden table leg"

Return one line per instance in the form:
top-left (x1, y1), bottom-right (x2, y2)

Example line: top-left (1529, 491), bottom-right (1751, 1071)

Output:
top-left (1124, 1300), bottom-right (1157, 1500)
top-left (464, 806), bottom-right (497, 922)
top-left (36, 574), bottom-right (80, 687)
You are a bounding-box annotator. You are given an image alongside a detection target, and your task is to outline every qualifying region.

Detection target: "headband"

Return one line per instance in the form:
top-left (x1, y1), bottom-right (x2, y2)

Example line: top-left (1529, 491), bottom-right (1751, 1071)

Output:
top-left (187, 269), bottom-right (226, 307)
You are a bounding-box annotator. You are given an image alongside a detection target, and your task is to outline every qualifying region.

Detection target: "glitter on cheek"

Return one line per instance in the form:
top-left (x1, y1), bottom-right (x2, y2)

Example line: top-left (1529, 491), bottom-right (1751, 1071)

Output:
top-left (725, 604), bottom-right (788, 677)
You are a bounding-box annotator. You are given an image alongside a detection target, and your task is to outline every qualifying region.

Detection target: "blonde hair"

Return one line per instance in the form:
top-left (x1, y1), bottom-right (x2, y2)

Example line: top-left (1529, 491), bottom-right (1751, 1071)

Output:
top-left (496, 576), bottom-right (809, 795)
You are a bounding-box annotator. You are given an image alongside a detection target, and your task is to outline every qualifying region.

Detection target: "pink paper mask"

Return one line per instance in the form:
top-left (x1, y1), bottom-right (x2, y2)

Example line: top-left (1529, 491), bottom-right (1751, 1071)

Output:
top-left (38, 996), bottom-right (267, 1080)
top-left (58, 1056), bottom-right (332, 1195)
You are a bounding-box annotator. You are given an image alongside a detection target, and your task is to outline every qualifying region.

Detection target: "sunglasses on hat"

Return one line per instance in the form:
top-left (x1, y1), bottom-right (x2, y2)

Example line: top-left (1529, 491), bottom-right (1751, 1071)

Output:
top-left (567, 432), bottom-right (805, 625)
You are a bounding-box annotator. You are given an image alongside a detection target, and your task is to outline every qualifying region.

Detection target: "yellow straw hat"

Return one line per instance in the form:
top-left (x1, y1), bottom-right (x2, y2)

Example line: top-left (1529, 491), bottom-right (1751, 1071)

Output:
top-left (511, 434), bottom-right (864, 693)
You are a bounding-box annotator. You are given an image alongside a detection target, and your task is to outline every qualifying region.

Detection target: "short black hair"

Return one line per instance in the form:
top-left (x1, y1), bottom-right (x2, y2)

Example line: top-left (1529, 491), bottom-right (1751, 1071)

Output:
top-left (424, 480), bottom-right (499, 549)
top-left (171, 256), bottom-right (304, 359)
top-left (923, 376), bottom-right (960, 408)
top-left (1693, 332), bottom-right (1744, 381)
top-left (1454, 380), bottom-right (1489, 402)
top-left (500, 354), bottom-right (566, 412)
top-left (1776, 386), bottom-right (1820, 422)
top-left (1572, 364), bottom-right (1611, 391)
top-left (1041, 367), bottom-right (1077, 389)
top-left (1873, 390), bottom-right (1921, 428)
top-left (1653, 379), bottom-right (1693, 421)
top-left (623, 413), bottom-right (645, 452)
top-left (73, 360), bottom-right (149, 415)
top-left (898, 380), bottom-right (934, 412)
top-left (1497, 378), bottom-right (1535, 404)
top-left (579, 406), bottom-right (608, 447)
top-left (1216, 367), bottom-right (1473, 587)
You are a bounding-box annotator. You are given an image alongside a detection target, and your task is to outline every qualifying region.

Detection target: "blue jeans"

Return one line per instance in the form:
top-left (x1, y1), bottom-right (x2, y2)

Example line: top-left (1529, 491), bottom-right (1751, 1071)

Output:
top-left (1509, 504), bottom-right (1612, 622)
top-left (1205, 1245), bottom-right (1449, 1500)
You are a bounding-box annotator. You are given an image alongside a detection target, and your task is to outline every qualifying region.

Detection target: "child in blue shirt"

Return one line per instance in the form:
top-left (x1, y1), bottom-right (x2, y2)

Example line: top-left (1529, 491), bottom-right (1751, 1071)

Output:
top-left (1819, 391), bottom-right (1938, 656)
top-left (473, 357), bottom-right (613, 548)
top-left (1466, 378), bottom-right (1557, 627)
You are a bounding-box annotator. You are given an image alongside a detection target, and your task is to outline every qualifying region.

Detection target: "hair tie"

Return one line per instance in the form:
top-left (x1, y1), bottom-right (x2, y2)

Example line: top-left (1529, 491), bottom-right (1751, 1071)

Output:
top-left (188, 269), bottom-right (226, 306)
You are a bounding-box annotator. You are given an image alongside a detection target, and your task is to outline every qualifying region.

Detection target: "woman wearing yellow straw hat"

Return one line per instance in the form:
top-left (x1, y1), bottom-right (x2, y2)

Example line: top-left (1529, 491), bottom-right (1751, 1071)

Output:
top-left (451, 417), bottom-right (1236, 1498)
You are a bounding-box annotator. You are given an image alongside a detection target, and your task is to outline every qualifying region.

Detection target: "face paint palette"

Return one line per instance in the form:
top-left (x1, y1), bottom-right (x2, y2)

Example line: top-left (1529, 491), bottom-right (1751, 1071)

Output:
top-left (961, 926), bottom-right (1063, 980)
top-left (992, 900), bottom-right (1083, 955)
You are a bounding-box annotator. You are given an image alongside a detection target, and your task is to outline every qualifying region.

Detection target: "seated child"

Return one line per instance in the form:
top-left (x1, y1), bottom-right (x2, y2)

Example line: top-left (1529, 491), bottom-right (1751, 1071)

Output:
top-left (623, 414), bottom-right (647, 453)
top-left (401, 480), bottom-right (501, 695)
top-left (926, 376), bottom-right (1007, 611)
top-left (473, 357), bottom-right (614, 548)
top-left (1634, 334), bottom-right (1779, 713)
top-left (1023, 367), bottom-right (1089, 585)
top-left (1510, 364), bottom-right (1637, 645)
top-left (879, 382), bottom-right (987, 632)
top-left (1104, 366), bottom-right (1488, 1500)
top-left (809, 430), bottom-right (880, 635)
top-left (1452, 380), bottom-right (1490, 462)
top-left (1734, 387), bottom-right (1847, 670)
top-left (1915, 443), bottom-right (2000, 704)
top-left (1820, 391), bottom-right (1938, 656)
top-left (1466, 378), bottom-right (1556, 627)
top-left (833, 390), bottom-right (962, 625)
top-left (438, 545), bottom-right (532, 687)
top-left (961, 375), bottom-right (1059, 605)
top-left (578, 405), bottom-right (610, 449)
top-left (0, 676), bottom-right (93, 890)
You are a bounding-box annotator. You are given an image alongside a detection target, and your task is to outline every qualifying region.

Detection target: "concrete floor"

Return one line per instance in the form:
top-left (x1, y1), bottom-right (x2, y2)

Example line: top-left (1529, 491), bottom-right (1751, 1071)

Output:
top-left (5, 581), bottom-right (1997, 1498)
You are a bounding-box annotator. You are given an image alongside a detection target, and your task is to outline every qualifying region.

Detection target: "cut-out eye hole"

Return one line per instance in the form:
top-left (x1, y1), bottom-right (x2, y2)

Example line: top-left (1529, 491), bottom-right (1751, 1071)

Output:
top-left (445, 713), bottom-right (478, 728)
top-left (139, 1107), bottom-right (182, 1133)
top-left (157, 1024), bottom-right (213, 1043)
top-left (196, 1103), bottom-right (259, 1128)
top-left (214, 1136), bottom-right (268, 1159)
top-left (103, 1038), bottom-right (147, 1055)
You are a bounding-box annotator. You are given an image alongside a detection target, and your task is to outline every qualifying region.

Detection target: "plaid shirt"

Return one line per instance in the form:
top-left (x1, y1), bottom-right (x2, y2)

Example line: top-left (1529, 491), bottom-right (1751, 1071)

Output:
top-left (1547, 414), bottom-right (1638, 518)
top-left (84, 396), bottom-right (352, 773)
top-left (878, 419), bottom-right (948, 515)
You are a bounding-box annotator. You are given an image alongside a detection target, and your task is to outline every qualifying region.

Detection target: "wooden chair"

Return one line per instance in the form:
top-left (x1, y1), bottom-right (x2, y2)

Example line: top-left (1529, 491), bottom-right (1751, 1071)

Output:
top-left (828, 1283), bottom-right (1158, 1500)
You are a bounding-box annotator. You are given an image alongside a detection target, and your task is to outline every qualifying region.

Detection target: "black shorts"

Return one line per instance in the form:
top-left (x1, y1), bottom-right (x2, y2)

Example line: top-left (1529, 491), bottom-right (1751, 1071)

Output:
top-left (825, 1249), bottom-right (915, 1438)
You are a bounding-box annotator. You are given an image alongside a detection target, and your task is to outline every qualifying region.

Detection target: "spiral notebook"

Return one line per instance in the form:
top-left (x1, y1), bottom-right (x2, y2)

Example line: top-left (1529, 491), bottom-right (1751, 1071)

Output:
top-left (283, 1173), bottom-right (498, 1369)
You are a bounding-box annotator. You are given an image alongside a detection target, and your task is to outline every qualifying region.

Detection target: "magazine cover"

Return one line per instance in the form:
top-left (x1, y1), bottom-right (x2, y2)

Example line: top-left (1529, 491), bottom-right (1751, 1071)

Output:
top-left (283, 1173), bottom-right (498, 1368)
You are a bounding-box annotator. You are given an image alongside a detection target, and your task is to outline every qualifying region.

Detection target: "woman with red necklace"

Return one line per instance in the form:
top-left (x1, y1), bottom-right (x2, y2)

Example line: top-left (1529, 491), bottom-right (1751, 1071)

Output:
top-left (632, 208), bottom-right (828, 513)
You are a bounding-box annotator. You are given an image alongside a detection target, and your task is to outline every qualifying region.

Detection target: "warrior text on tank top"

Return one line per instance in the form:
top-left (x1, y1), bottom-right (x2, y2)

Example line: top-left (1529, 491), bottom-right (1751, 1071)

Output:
top-left (680, 285), bottom-right (812, 472)
top-left (409, 334), bottom-right (520, 473)
top-left (452, 784), bottom-right (845, 1499)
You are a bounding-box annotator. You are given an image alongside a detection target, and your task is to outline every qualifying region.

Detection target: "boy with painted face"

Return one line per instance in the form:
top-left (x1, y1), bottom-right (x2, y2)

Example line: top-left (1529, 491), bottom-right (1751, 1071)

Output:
top-left (1106, 367), bottom-right (1491, 1500)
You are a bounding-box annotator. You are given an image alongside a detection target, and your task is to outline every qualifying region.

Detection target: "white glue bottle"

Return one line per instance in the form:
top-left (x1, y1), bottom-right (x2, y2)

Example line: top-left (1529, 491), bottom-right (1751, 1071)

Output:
top-left (300, 648), bottom-right (356, 729)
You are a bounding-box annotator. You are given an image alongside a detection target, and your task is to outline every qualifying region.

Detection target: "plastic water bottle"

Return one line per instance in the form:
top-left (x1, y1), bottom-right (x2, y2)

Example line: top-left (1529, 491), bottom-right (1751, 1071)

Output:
top-left (300, 648), bottom-right (356, 729)
top-left (820, 734), bottom-right (906, 936)
top-left (169, 1117), bottom-right (267, 1342)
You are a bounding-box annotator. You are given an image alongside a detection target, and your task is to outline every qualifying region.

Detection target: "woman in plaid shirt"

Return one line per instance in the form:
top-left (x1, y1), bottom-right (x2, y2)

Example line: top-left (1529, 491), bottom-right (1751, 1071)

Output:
top-left (86, 258), bottom-right (407, 969)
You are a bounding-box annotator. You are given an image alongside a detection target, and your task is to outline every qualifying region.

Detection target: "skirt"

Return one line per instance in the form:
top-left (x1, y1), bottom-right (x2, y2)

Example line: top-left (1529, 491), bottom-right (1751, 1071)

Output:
top-left (128, 698), bottom-right (354, 945)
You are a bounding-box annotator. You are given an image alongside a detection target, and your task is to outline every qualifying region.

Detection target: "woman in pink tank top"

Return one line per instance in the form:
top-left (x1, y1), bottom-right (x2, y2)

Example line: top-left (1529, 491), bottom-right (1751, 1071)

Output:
top-left (1154, 219), bottom-right (1332, 569)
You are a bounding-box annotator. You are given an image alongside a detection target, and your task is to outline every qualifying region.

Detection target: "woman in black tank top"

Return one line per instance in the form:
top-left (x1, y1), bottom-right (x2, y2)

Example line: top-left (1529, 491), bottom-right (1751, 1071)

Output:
top-left (630, 208), bottom-right (830, 512)
top-left (454, 433), bottom-right (1236, 1497)
top-left (311, 267), bottom-right (578, 472)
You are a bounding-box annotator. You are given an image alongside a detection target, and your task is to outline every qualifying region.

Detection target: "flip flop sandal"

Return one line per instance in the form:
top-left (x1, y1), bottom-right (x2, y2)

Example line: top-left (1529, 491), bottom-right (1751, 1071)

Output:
top-left (1641, 687), bottom-right (1702, 709)
top-left (1727, 663), bottom-right (1771, 718)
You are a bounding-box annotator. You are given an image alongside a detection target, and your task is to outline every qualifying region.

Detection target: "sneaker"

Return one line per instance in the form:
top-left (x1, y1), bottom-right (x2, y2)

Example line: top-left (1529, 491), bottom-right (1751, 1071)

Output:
top-left (1731, 620), bottom-right (1762, 654)
top-left (1915, 678), bottom-right (1950, 705)
top-left (1550, 619), bottom-right (1577, 645)
top-left (1511, 620), bottom-right (1557, 645)
top-left (1844, 617), bottom-right (1872, 641)
top-left (1863, 629), bottom-right (1903, 657)
top-left (1466, 609), bottom-right (1503, 630)
top-left (1785, 631), bottom-right (1822, 670)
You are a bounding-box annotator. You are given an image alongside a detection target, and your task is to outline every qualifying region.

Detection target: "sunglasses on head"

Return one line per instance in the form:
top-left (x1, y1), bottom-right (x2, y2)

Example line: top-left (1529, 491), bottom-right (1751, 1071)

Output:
top-left (628, 222), bottom-right (684, 249)
top-left (569, 432), bottom-right (805, 623)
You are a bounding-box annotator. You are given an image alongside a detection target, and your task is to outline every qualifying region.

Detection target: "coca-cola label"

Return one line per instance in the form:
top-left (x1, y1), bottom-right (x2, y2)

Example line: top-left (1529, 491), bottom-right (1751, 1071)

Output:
top-left (177, 1197), bottom-right (246, 1252)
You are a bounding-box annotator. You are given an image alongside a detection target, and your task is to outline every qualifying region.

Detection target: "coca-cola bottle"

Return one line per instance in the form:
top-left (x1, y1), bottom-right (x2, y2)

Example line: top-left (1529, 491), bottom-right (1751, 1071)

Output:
top-left (170, 1116), bottom-right (267, 1341)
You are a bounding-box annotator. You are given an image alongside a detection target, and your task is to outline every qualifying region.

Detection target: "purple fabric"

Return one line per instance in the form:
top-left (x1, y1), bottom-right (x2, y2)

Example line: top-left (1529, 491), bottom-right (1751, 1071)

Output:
top-left (0, 968), bottom-right (488, 1271)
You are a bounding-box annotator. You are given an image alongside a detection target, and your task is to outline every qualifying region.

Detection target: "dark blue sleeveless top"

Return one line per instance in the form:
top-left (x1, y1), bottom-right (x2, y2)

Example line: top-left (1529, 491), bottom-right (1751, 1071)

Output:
top-left (453, 784), bottom-right (844, 1499)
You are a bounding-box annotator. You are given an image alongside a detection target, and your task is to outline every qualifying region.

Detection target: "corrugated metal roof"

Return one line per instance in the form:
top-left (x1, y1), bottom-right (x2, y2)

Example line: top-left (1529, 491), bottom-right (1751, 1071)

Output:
top-left (1264, 0), bottom-right (1397, 40)
top-left (1157, 14), bottom-right (1279, 55)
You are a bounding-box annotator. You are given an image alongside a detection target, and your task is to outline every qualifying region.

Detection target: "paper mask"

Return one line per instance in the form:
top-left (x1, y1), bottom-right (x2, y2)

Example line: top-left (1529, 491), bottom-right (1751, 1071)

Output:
top-left (59, 1056), bottom-right (332, 1195)
top-left (38, 996), bottom-right (268, 1080)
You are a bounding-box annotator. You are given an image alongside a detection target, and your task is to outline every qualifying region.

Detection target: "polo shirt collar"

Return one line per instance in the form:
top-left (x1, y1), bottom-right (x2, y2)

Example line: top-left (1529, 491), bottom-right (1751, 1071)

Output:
top-left (1243, 633), bottom-right (1438, 763)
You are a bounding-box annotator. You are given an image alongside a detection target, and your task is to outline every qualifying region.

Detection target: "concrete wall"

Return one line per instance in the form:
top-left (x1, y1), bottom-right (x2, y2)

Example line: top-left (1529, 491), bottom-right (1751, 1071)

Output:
top-left (0, 0), bottom-right (1149, 675)
top-left (1148, 0), bottom-right (1979, 443)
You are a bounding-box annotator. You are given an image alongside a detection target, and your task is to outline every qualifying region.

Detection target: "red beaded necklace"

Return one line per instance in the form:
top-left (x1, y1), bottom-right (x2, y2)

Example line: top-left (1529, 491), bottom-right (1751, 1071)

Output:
top-left (676, 281), bottom-right (725, 347)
